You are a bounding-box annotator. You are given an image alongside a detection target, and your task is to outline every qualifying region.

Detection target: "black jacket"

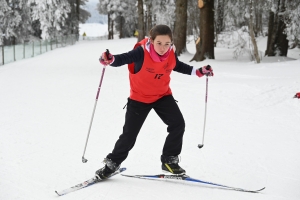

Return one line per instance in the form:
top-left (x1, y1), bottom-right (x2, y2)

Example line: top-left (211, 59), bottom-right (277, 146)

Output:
top-left (111, 46), bottom-right (194, 75)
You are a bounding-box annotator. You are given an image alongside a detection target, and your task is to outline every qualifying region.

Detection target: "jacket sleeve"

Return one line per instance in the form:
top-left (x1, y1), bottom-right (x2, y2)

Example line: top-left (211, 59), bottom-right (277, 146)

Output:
top-left (110, 46), bottom-right (144, 67)
top-left (173, 54), bottom-right (194, 75)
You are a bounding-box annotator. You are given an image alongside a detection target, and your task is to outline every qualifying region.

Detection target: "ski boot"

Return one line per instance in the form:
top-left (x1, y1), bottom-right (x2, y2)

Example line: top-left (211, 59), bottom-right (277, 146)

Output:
top-left (161, 155), bottom-right (186, 175)
top-left (95, 158), bottom-right (120, 180)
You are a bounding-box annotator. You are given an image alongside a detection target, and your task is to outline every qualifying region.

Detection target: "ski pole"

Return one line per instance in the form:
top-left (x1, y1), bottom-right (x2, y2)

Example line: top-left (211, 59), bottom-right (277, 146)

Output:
top-left (82, 49), bottom-right (110, 163)
top-left (198, 75), bottom-right (209, 149)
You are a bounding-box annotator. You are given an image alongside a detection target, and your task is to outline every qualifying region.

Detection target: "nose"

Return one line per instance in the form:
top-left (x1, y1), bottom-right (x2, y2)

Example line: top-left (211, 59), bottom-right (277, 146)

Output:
top-left (161, 45), bottom-right (168, 50)
top-left (159, 45), bottom-right (168, 53)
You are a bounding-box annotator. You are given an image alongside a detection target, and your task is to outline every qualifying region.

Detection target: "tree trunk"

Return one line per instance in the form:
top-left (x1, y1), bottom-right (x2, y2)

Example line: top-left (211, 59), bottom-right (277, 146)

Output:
top-left (248, 0), bottom-right (260, 63)
top-left (108, 13), bottom-right (113, 40)
top-left (191, 0), bottom-right (215, 62)
top-left (216, 0), bottom-right (224, 34)
top-left (265, 0), bottom-right (280, 56)
top-left (173, 0), bottom-right (188, 56)
top-left (265, 0), bottom-right (288, 56)
top-left (253, 0), bottom-right (262, 37)
top-left (111, 20), bottom-right (114, 39)
top-left (137, 0), bottom-right (145, 42)
top-left (119, 15), bottom-right (123, 39)
top-left (277, 0), bottom-right (289, 56)
top-left (76, 0), bottom-right (80, 40)
top-left (147, 2), bottom-right (152, 34)
top-left (265, 10), bottom-right (275, 56)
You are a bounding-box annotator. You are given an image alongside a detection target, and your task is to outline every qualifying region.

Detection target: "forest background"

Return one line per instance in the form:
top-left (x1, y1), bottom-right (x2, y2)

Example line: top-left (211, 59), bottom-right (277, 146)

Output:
top-left (1, 0), bottom-right (300, 63)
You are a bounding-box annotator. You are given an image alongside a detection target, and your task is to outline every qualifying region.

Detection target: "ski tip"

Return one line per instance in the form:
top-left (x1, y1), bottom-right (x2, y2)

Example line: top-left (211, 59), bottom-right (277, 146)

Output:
top-left (121, 174), bottom-right (140, 178)
top-left (120, 167), bottom-right (127, 172)
top-left (245, 187), bottom-right (266, 193)
top-left (256, 187), bottom-right (266, 192)
top-left (55, 191), bottom-right (62, 196)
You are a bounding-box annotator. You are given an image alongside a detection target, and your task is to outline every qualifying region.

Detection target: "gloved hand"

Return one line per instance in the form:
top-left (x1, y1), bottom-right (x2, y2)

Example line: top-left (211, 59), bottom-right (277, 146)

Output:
top-left (99, 50), bottom-right (114, 65)
top-left (196, 65), bottom-right (214, 77)
top-left (294, 92), bottom-right (300, 99)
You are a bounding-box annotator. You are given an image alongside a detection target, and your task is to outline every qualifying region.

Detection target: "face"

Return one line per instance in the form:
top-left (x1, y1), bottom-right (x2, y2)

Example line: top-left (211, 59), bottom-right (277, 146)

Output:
top-left (151, 35), bottom-right (172, 55)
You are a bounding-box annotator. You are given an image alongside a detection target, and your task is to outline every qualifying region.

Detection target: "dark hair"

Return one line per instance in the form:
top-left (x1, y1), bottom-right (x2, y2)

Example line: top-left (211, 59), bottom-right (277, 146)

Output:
top-left (149, 24), bottom-right (173, 41)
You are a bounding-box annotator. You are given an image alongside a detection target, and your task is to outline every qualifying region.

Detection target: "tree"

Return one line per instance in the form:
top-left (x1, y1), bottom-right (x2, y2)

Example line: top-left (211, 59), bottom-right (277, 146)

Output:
top-left (137, 0), bottom-right (145, 42)
top-left (265, 0), bottom-right (289, 56)
top-left (247, 0), bottom-right (260, 63)
top-left (0, 0), bottom-right (31, 45)
top-left (144, 0), bottom-right (153, 34)
top-left (29, 0), bottom-right (71, 39)
top-left (98, 0), bottom-right (137, 39)
top-left (115, 1), bottom-right (136, 38)
top-left (78, 0), bottom-right (91, 24)
top-left (186, 0), bottom-right (200, 40)
top-left (252, 0), bottom-right (264, 37)
top-left (97, 0), bottom-right (113, 39)
top-left (284, 1), bottom-right (300, 48)
top-left (97, 1), bottom-right (115, 39)
top-left (0, 0), bottom-right (11, 45)
top-left (225, 0), bottom-right (248, 28)
top-left (65, 0), bottom-right (90, 38)
top-left (173, 0), bottom-right (187, 56)
top-left (151, 0), bottom-right (175, 29)
top-left (191, 0), bottom-right (215, 62)
top-left (215, 0), bottom-right (224, 34)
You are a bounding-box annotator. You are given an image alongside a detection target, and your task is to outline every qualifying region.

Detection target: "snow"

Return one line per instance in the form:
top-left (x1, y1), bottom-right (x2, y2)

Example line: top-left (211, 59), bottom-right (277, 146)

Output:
top-left (1, 24), bottom-right (300, 200)
top-left (79, 23), bottom-right (108, 37)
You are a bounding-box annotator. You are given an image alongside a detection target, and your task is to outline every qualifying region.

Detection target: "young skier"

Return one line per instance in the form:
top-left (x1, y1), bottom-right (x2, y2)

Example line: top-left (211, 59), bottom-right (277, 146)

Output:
top-left (95, 24), bottom-right (213, 179)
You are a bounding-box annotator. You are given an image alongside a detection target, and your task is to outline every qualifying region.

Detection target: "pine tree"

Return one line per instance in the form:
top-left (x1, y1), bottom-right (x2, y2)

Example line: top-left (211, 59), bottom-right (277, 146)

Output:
top-left (151, 0), bottom-right (175, 28)
top-left (282, 1), bottom-right (300, 49)
top-left (114, 0), bottom-right (136, 38)
top-left (28, 0), bottom-right (71, 40)
top-left (66, 0), bottom-right (90, 37)
top-left (97, 0), bottom-right (116, 39)
top-left (0, 0), bottom-right (22, 45)
top-left (0, 0), bottom-right (12, 45)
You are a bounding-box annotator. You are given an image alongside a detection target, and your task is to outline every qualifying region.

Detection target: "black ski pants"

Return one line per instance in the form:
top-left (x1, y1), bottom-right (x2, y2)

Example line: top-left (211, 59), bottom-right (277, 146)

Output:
top-left (107, 95), bottom-right (185, 165)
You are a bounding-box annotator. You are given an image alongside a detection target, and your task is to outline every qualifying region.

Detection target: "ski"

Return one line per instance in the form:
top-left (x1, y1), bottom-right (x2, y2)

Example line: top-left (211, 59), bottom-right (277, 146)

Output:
top-left (55, 167), bottom-right (126, 196)
top-left (121, 173), bottom-right (265, 193)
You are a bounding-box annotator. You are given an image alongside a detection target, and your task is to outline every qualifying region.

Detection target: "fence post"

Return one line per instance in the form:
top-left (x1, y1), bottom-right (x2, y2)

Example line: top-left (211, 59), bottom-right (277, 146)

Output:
top-left (1, 45), bottom-right (4, 65)
top-left (0, 34), bottom-right (79, 66)
top-left (23, 42), bottom-right (25, 59)
top-left (13, 44), bottom-right (16, 61)
top-left (32, 41), bottom-right (34, 57)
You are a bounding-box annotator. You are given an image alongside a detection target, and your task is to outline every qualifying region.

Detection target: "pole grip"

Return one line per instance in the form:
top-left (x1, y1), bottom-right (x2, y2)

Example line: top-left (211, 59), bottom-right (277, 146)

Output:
top-left (105, 49), bottom-right (110, 59)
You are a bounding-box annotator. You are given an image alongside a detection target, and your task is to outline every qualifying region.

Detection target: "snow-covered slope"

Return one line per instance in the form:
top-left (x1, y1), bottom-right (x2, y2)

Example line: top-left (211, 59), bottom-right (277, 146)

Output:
top-left (0, 32), bottom-right (299, 200)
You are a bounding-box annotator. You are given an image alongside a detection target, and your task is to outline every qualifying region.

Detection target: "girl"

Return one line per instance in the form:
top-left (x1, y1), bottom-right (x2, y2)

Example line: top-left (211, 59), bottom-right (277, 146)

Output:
top-left (95, 24), bottom-right (213, 179)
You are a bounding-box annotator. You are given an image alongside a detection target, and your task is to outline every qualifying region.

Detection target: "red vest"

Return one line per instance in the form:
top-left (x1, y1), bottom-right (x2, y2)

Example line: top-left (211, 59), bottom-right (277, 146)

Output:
top-left (128, 38), bottom-right (176, 103)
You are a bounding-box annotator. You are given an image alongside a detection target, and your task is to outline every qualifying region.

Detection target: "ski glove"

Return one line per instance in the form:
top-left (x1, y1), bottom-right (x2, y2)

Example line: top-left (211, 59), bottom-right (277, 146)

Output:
top-left (196, 65), bottom-right (214, 77)
top-left (99, 51), bottom-right (114, 66)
